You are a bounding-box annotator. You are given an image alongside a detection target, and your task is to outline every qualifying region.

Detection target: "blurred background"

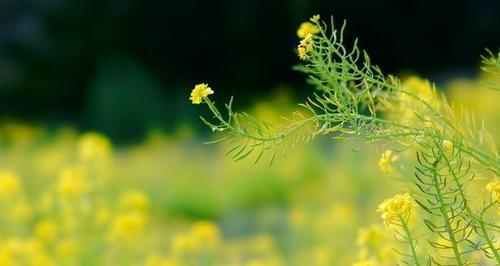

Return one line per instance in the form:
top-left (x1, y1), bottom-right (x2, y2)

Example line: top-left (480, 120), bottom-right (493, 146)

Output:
top-left (0, 0), bottom-right (499, 142)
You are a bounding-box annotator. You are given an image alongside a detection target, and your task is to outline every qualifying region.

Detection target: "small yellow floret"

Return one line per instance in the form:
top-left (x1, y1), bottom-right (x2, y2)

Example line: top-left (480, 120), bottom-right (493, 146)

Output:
top-left (378, 150), bottom-right (399, 173)
top-left (443, 139), bottom-right (453, 154)
top-left (486, 180), bottom-right (500, 202)
top-left (190, 83), bottom-right (214, 104)
top-left (297, 34), bottom-right (314, 60)
top-left (377, 193), bottom-right (413, 226)
top-left (296, 22), bottom-right (320, 39)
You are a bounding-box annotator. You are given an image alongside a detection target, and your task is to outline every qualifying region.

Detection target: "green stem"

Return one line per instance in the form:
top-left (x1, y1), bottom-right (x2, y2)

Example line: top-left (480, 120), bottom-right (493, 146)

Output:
top-left (431, 166), bottom-right (464, 266)
top-left (479, 219), bottom-right (500, 263)
top-left (442, 155), bottom-right (500, 264)
top-left (399, 214), bottom-right (421, 266)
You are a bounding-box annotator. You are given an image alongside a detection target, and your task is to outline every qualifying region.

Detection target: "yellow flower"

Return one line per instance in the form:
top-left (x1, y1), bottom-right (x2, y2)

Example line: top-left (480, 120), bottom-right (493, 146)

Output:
top-left (77, 132), bottom-right (112, 161)
top-left (356, 225), bottom-right (387, 247)
top-left (297, 34), bottom-right (314, 60)
top-left (401, 76), bottom-right (434, 101)
top-left (119, 190), bottom-right (150, 211)
top-left (0, 171), bottom-right (21, 199)
top-left (108, 212), bottom-right (147, 242)
top-left (171, 233), bottom-right (197, 254)
top-left (57, 166), bottom-right (88, 198)
top-left (297, 22), bottom-right (320, 39)
top-left (442, 139), bottom-right (453, 154)
top-left (190, 83), bottom-right (214, 104)
top-left (378, 150), bottom-right (399, 173)
top-left (377, 193), bottom-right (413, 226)
top-left (486, 180), bottom-right (500, 202)
top-left (35, 219), bottom-right (58, 243)
top-left (190, 221), bottom-right (221, 250)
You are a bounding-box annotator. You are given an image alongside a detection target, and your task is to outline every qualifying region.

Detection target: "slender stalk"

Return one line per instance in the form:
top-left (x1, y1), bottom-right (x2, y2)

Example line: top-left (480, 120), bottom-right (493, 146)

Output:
top-left (399, 214), bottom-right (421, 266)
top-left (431, 165), bottom-right (464, 266)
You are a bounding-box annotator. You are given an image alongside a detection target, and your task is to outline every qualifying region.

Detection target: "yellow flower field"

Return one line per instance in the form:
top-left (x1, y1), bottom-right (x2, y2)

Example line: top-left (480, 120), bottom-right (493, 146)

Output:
top-left (0, 74), bottom-right (497, 265)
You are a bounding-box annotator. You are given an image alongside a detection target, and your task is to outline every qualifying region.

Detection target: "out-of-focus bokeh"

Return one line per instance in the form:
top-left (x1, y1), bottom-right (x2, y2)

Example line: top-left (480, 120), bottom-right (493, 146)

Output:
top-left (0, 1), bottom-right (499, 265)
top-left (1, 0), bottom-right (499, 140)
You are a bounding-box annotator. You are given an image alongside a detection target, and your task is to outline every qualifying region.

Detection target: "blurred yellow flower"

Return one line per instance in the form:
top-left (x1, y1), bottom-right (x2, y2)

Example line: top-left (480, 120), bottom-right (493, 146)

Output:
top-left (401, 76), bottom-right (434, 101)
top-left (0, 171), bottom-right (21, 199)
top-left (377, 193), bottom-right (413, 226)
top-left (296, 22), bottom-right (319, 39)
top-left (119, 190), bottom-right (150, 211)
top-left (35, 220), bottom-right (58, 243)
top-left (443, 139), bottom-right (453, 154)
top-left (0, 238), bottom-right (54, 266)
top-left (190, 83), bottom-right (214, 104)
top-left (108, 212), bottom-right (147, 242)
top-left (77, 132), bottom-right (112, 161)
top-left (378, 150), bottom-right (399, 173)
top-left (486, 180), bottom-right (500, 202)
top-left (297, 34), bottom-right (314, 60)
top-left (356, 225), bottom-right (387, 247)
top-left (171, 234), bottom-right (193, 254)
top-left (57, 166), bottom-right (88, 198)
top-left (190, 221), bottom-right (221, 250)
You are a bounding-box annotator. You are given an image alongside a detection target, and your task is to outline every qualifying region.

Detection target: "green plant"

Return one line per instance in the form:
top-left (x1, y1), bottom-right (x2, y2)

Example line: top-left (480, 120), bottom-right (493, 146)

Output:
top-left (192, 15), bottom-right (500, 265)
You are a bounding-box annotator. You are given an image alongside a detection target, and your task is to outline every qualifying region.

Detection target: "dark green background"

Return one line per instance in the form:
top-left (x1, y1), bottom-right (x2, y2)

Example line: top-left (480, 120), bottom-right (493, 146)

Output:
top-left (0, 0), bottom-right (499, 142)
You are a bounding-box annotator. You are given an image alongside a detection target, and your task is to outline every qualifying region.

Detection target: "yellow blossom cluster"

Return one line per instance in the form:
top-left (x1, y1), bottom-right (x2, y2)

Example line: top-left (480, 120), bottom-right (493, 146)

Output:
top-left (377, 150), bottom-right (399, 173)
top-left (377, 193), bottom-right (414, 227)
top-left (296, 16), bottom-right (320, 60)
top-left (190, 83), bottom-right (214, 104)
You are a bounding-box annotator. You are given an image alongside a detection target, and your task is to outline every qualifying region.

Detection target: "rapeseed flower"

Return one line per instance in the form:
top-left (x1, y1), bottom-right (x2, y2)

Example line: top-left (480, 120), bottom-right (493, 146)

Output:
top-left (377, 193), bottom-right (413, 226)
top-left (297, 22), bottom-right (319, 39)
top-left (35, 220), bottom-right (58, 243)
top-left (443, 139), bottom-right (453, 154)
top-left (77, 132), bottom-right (112, 161)
top-left (119, 190), bottom-right (150, 211)
top-left (297, 34), bottom-right (314, 60)
top-left (378, 150), bottom-right (399, 173)
top-left (486, 180), bottom-right (500, 202)
top-left (190, 83), bottom-right (214, 104)
top-left (0, 171), bottom-right (21, 199)
top-left (108, 212), bottom-right (147, 242)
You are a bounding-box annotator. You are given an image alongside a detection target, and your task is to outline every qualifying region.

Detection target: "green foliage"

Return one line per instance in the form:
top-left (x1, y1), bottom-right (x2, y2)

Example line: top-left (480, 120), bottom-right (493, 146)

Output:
top-left (196, 15), bottom-right (500, 265)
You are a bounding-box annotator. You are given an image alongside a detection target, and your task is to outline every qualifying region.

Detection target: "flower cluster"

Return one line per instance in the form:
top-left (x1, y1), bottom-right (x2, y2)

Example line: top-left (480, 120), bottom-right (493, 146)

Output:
top-left (296, 16), bottom-right (320, 60)
top-left (378, 150), bottom-right (399, 173)
top-left (190, 83), bottom-right (214, 104)
top-left (377, 193), bottom-right (413, 227)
